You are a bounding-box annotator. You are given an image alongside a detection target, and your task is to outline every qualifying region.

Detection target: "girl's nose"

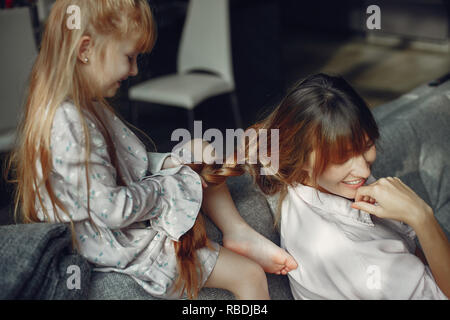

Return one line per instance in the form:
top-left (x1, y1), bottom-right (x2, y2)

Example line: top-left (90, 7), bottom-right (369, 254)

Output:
top-left (352, 154), bottom-right (371, 178)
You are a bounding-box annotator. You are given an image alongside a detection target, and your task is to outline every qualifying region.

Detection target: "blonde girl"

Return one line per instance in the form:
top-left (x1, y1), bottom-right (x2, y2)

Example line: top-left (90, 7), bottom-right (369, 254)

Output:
top-left (237, 73), bottom-right (449, 299)
top-left (7, 0), bottom-right (297, 299)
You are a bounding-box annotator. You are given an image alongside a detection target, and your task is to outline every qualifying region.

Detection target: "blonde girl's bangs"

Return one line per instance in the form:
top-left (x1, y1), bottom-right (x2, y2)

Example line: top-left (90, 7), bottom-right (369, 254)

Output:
top-left (129, 1), bottom-right (157, 53)
top-left (108, 0), bottom-right (157, 53)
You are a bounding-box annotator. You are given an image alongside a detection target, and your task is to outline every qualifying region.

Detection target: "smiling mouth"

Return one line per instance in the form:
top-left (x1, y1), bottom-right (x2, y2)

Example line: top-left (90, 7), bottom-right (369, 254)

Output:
top-left (341, 178), bottom-right (367, 189)
top-left (342, 179), bottom-right (364, 185)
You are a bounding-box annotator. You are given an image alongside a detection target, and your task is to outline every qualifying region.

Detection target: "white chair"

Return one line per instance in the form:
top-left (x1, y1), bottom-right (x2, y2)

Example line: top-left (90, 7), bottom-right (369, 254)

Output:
top-left (0, 7), bottom-right (38, 152)
top-left (128, 0), bottom-right (242, 132)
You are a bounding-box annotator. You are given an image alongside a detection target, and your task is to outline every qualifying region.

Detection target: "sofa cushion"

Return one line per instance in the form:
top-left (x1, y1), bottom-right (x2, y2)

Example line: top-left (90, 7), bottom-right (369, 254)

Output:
top-left (0, 223), bottom-right (91, 299)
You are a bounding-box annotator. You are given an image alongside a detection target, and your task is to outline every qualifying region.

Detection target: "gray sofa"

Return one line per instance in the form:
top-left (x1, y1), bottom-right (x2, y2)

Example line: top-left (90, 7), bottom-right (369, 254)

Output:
top-left (88, 78), bottom-right (450, 300)
top-left (0, 78), bottom-right (448, 300)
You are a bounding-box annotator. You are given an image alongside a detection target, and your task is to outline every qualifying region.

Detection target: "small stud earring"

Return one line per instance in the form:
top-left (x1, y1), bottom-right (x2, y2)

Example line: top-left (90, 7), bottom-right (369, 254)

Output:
top-left (84, 57), bottom-right (89, 63)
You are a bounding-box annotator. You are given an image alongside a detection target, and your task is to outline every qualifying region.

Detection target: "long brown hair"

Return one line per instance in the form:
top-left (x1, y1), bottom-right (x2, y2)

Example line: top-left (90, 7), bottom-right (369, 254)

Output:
top-left (171, 73), bottom-right (380, 297)
top-left (228, 73), bottom-right (380, 225)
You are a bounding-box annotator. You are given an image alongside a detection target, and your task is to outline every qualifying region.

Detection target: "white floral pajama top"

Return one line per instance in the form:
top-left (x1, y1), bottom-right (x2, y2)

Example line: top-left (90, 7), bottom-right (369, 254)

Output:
top-left (36, 101), bottom-right (219, 299)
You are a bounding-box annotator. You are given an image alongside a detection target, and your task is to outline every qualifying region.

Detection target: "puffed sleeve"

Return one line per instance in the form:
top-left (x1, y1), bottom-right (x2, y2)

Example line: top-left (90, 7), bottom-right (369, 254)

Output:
top-left (44, 103), bottom-right (202, 239)
top-left (140, 166), bottom-right (203, 240)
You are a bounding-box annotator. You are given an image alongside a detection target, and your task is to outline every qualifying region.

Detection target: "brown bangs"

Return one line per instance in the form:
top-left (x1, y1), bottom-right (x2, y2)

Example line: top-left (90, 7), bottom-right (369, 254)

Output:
top-left (312, 121), bottom-right (379, 179)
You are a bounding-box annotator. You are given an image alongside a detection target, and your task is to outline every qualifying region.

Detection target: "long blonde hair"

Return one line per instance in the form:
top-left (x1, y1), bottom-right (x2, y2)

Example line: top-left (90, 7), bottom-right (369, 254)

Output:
top-left (5, 0), bottom-right (244, 300)
top-left (6, 0), bottom-right (155, 262)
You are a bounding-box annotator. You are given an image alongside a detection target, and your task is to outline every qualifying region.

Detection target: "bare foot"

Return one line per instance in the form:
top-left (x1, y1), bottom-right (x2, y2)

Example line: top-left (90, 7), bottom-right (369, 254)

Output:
top-left (222, 222), bottom-right (298, 275)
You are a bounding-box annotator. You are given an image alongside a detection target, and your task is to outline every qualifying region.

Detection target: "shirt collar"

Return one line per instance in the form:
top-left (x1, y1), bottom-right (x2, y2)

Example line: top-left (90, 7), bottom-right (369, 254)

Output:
top-left (291, 180), bottom-right (375, 227)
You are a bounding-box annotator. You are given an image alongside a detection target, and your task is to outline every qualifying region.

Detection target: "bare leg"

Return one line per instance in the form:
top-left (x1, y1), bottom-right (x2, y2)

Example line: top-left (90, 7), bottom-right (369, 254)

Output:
top-left (178, 139), bottom-right (298, 275)
top-left (204, 246), bottom-right (270, 300)
top-left (203, 182), bottom-right (298, 275)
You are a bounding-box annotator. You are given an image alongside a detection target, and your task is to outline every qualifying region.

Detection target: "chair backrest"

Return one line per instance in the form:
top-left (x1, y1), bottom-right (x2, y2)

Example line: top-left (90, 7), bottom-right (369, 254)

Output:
top-left (177, 0), bottom-right (234, 87)
top-left (0, 7), bottom-right (37, 143)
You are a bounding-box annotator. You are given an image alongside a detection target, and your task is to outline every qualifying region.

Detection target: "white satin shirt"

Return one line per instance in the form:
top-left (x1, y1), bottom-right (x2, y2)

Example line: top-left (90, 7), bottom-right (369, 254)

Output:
top-left (280, 176), bottom-right (448, 300)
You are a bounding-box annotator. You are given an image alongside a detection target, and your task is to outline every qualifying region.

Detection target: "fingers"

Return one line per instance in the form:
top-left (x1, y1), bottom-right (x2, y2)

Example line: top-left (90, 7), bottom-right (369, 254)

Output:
top-left (395, 177), bottom-right (416, 194)
top-left (361, 196), bottom-right (376, 203)
top-left (355, 176), bottom-right (399, 202)
top-left (351, 201), bottom-right (380, 216)
top-left (354, 185), bottom-right (375, 202)
top-left (353, 176), bottom-right (427, 224)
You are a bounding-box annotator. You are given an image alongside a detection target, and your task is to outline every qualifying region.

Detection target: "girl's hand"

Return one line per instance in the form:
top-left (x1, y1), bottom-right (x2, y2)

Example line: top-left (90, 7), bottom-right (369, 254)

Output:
top-left (163, 156), bottom-right (208, 189)
top-left (351, 177), bottom-right (433, 228)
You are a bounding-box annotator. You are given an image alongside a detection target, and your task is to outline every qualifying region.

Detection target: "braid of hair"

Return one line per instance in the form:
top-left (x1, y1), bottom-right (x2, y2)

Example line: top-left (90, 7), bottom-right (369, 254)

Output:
top-left (172, 161), bottom-right (245, 299)
top-left (171, 130), bottom-right (284, 298)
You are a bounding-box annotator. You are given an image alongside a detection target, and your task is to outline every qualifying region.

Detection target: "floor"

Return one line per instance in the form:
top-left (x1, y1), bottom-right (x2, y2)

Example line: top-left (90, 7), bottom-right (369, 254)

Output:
top-left (281, 31), bottom-right (450, 108)
top-left (1, 29), bottom-right (449, 224)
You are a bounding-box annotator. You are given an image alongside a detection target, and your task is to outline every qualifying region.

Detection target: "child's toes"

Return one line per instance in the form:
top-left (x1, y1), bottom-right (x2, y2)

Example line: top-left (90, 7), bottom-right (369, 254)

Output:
top-left (281, 266), bottom-right (290, 275)
top-left (285, 255), bottom-right (298, 271)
